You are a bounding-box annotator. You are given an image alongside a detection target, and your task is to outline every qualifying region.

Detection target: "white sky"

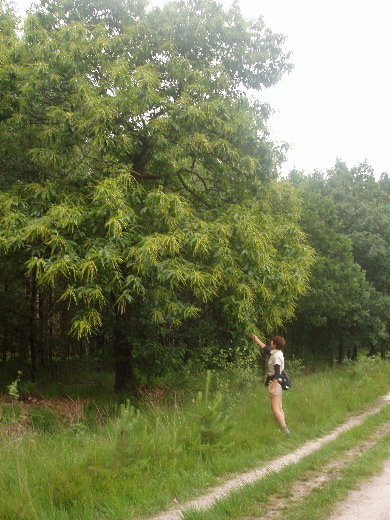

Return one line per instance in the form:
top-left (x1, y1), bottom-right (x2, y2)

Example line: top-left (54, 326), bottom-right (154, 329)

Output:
top-left (12, 0), bottom-right (390, 178)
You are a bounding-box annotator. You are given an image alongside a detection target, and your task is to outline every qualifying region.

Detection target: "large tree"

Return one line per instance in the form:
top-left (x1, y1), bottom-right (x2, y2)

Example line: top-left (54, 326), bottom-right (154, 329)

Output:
top-left (0, 0), bottom-right (315, 389)
top-left (324, 161), bottom-right (390, 357)
top-left (1, 0), bottom-right (291, 198)
top-left (1, 175), bottom-right (313, 389)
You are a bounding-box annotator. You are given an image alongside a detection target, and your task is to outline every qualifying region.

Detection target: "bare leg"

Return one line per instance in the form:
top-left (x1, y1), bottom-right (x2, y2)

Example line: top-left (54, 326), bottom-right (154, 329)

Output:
top-left (270, 394), bottom-right (286, 428)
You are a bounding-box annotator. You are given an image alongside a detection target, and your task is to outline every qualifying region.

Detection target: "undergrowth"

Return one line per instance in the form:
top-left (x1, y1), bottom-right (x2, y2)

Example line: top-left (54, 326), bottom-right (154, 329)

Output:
top-left (0, 357), bottom-right (389, 520)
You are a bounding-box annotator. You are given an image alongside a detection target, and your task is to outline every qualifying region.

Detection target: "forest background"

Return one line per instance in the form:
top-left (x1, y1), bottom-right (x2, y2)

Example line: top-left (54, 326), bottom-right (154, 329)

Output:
top-left (0, 0), bottom-right (389, 393)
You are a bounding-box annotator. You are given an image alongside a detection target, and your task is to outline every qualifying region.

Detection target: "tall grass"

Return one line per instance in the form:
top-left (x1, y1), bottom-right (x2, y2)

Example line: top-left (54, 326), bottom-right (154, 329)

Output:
top-left (0, 357), bottom-right (389, 520)
top-left (182, 404), bottom-right (390, 520)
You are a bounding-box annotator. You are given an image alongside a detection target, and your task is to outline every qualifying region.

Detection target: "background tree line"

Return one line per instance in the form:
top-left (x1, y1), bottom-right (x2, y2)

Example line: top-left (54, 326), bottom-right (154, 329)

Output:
top-left (286, 162), bottom-right (389, 365)
top-left (0, 0), bottom-right (388, 391)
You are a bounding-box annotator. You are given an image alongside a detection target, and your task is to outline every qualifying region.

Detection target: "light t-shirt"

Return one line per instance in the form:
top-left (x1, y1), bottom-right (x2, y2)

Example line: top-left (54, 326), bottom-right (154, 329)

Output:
top-left (268, 349), bottom-right (284, 376)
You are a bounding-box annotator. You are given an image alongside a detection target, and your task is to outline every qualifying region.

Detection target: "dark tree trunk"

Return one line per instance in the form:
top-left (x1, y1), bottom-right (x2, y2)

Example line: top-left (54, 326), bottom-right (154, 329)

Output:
top-left (113, 312), bottom-right (136, 393)
top-left (38, 287), bottom-right (45, 367)
top-left (27, 276), bottom-right (37, 382)
top-left (1, 334), bottom-right (6, 368)
top-left (47, 289), bottom-right (54, 366)
top-left (113, 340), bottom-right (135, 393)
top-left (337, 334), bottom-right (345, 364)
top-left (1, 282), bottom-right (8, 369)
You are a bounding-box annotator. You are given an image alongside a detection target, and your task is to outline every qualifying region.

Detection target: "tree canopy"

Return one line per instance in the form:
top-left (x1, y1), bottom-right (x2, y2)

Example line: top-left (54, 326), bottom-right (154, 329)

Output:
top-left (0, 0), bottom-right (318, 389)
top-left (1, 0), bottom-right (388, 390)
top-left (1, 0), bottom-right (291, 200)
top-left (287, 166), bottom-right (389, 363)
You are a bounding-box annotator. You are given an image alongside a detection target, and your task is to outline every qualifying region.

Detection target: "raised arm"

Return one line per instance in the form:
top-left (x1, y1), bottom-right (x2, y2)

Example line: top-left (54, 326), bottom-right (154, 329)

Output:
top-left (251, 334), bottom-right (267, 350)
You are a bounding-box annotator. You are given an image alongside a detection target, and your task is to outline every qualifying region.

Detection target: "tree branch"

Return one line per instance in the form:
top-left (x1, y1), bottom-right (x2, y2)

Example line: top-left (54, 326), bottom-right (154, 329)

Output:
top-left (176, 172), bottom-right (213, 209)
top-left (177, 168), bottom-right (209, 192)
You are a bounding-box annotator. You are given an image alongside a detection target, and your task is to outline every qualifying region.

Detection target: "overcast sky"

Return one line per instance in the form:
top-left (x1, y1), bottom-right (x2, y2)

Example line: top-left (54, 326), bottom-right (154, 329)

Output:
top-left (226, 0), bottom-right (390, 178)
top-left (13, 0), bottom-right (390, 178)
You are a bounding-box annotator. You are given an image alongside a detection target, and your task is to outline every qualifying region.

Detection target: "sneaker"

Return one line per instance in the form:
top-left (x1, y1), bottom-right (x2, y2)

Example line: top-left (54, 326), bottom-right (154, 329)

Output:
top-left (282, 426), bottom-right (291, 436)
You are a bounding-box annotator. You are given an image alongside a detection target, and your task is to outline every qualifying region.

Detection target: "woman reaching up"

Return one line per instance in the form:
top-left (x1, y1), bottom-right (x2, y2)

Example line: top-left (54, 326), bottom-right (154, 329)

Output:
top-left (251, 334), bottom-right (291, 436)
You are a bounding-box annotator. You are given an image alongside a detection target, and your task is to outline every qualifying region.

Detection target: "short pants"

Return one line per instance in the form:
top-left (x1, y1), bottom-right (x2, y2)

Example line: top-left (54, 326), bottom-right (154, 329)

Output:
top-left (268, 381), bottom-right (283, 396)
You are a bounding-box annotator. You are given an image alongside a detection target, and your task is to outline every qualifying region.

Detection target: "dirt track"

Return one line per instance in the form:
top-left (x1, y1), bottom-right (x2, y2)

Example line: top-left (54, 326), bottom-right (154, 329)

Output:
top-left (147, 392), bottom-right (390, 520)
top-left (327, 457), bottom-right (390, 520)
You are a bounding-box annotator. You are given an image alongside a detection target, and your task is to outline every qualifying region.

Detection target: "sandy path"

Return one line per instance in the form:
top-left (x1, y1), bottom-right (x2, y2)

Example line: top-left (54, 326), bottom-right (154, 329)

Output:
top-left (327, 457), bottom-right (390, 520)
top-left (147, 392), bottom-right (390, 520)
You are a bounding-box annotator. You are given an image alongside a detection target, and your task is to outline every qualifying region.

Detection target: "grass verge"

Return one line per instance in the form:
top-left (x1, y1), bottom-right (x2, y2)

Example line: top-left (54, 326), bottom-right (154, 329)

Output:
top-left (182, 404), bottom-right (390, 520)
top-left (0, 358), bottom-right (389, 519)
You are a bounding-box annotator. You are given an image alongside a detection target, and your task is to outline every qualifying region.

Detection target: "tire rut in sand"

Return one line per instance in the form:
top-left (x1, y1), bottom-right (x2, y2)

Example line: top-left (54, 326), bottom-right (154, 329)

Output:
top-left (146, 393), bottom-right (390, 520)
top-left (247, 421), bottom-right (390, 520)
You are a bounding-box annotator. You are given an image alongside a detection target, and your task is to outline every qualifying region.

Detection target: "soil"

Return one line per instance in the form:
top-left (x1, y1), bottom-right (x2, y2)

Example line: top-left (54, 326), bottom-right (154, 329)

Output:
top-left (0, 392), bottom-right (89, 437)
top-left (147, 392), bottom-right (390, 520)
top-left (326, 458), bottom-right (390, 520)
top-left (251, 420), bottom-right (390, 520)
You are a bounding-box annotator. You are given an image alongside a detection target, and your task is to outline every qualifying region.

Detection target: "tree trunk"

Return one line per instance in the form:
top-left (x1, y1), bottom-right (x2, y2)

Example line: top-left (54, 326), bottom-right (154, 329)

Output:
top-left (27, 276), bottom-right (37, 382)
top-left (113, 312), bottom-right (136, 393)
top-left (1, 333), bottom-right (6, 368)
top-left (47, 289), bottom-right (54, 366)
top-left (113, 340), bottom-right (135, 393)
top-left (38, 287), bottom-right (45, 367)
top-left (1, 282), bottom-right (8, 370)
top-left (337, 334), bottom-right (345, 364)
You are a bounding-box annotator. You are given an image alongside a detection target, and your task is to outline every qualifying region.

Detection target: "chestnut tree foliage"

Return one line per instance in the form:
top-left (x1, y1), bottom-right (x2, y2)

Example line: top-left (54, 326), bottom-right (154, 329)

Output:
top-left (0, 0), bottom-right (314, 389)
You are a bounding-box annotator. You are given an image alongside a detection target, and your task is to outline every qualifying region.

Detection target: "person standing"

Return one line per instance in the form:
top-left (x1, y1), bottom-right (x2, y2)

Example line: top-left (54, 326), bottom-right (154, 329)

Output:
top-left (251, 334), bottom-right (291, 436)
